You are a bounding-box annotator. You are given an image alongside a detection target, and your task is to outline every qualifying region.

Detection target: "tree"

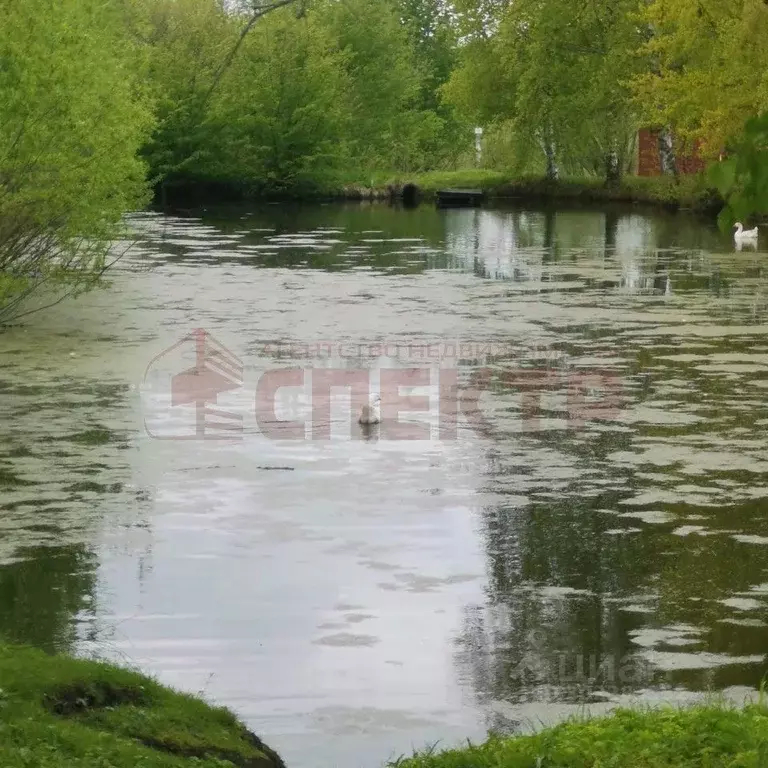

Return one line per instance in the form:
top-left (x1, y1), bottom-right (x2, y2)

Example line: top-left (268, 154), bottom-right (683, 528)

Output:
top-left (202, 8), bottom-right (351, 192)
top-left (709, 112), bottom-right (768, 230)
top-left (445, 0), bottom-right (642, 182)
top-left (316, 0), bottom-right (443, 173)
top-left (396, 0), bottom-right (457, 111)
top-left (506, 0), bottom-right (640, 182)
top-left (452, 0), bottom-right (512, 39)
top-left (631, 0), bottom-right (768, 160)
top-left (0, 0), bottom-right (153, 323)
top-left (130, 0), bottom-right (303, 194)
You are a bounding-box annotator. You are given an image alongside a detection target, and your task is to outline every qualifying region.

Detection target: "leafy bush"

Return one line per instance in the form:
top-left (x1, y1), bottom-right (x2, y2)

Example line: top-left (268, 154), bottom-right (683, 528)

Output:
top-left (0, 0), bottom-right (153, 322)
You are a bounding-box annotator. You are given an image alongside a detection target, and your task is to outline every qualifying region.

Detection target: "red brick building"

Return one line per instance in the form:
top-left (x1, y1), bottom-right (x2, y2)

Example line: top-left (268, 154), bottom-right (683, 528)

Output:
top-left (636, 128), bottom-right (707, 176)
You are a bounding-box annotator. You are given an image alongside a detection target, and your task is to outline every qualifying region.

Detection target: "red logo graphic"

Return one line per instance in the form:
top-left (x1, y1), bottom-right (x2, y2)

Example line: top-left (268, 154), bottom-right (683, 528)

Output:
top-left (143, 329), bottom-right (244, 440)
top-left (143, 331), bottom-right (628, 442)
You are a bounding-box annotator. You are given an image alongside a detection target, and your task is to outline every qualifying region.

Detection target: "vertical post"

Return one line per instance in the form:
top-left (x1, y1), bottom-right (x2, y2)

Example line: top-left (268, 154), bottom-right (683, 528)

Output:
top-left (474, 126), bottom-right (483, 167)
top-left (194, 329), bottom-right (207, 439)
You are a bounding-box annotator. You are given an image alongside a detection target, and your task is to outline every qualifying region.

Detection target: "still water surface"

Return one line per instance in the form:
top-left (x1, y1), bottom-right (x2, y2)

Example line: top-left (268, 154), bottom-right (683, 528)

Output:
top-left (2, 202), bottom-right (768, 766)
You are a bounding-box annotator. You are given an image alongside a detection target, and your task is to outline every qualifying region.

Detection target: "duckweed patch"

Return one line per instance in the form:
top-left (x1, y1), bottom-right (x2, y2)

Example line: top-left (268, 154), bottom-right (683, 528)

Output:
top-left (63, 428), bottom-right (115, 446)
top-left (65, 481), bottom-right (123, 494)
top-left (0, 467), bottom-right (33, 489)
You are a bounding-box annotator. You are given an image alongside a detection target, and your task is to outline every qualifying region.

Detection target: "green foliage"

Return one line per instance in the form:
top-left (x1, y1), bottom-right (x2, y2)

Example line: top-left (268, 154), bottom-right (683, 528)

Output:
top-left (203, 9), bottom-right (351, 193)
top-left (134, 0), bottom-right (463, 195)
top-left (441, 0), bottom-right (768, 217)
top-left (5, 0), bottom-right (768, 316)
top-left (391, 704), bottom-right (768, 767)
top-left (631, 0), bottom-right (768, 159)
top-left (316, 0), bottom-right (433, 173)
top-left (396, 0), bottom-right (457, 111)
top-left (0, 0), bottom-right (153, 322)
top-left (441, 38), bottom-right (516, 127)
top-left (127, 0), bottom-right (237, 184)
top-left (631, 0), bottom-right (768, 221)
top-left (709, 113), bottom-right (768, 231)
top-left (444, 0), bottom-right (642, 183)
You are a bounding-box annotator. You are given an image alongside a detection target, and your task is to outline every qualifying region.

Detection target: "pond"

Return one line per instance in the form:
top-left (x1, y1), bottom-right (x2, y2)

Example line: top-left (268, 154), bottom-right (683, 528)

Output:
top-left (1, 200), bottom-right (768, 767)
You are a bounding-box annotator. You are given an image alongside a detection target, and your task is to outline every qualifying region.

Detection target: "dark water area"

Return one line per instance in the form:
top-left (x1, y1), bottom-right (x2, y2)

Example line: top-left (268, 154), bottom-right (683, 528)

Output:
top-left (1, 200), bottom-right (768, 766)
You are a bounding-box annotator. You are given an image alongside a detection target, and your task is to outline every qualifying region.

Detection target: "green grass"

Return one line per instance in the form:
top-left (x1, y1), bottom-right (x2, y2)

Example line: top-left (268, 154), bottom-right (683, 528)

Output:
top-left (389, 704), bottom-right (768, 768)
top-left (385, 169), bottom-right (509, 194)
top-left (0, 643), bottom-right (285, 767)
top-left (5, 642), bottom-right (767, 768)
top-left (378, 170), bottom-right (722, 213)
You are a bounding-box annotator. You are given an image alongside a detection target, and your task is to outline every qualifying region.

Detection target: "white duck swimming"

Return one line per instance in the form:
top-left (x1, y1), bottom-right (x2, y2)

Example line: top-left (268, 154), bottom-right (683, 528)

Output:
top-left (358, 393), bottom-right (381, 425)
top-left (734, 222), bottom-right (759, 242)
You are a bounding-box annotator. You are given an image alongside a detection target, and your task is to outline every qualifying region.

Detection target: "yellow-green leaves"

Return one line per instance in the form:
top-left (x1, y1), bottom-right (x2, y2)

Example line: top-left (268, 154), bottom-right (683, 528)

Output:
top-left (632, 0), bottom-right (768, 158)
top-left (0, 0), bottom-right (154, 321)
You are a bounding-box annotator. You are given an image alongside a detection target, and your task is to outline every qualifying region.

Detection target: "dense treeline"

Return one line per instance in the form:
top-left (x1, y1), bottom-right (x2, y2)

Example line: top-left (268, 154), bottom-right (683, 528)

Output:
top-left (131, 0), bottom-right (467, 198)
top-left (2, 0), bottom-right (768, 318)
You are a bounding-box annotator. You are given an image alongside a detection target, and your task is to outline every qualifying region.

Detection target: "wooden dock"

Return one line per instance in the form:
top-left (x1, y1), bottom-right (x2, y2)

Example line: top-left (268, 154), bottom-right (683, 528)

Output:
top-left (435, 188), bottom-right (485, 207)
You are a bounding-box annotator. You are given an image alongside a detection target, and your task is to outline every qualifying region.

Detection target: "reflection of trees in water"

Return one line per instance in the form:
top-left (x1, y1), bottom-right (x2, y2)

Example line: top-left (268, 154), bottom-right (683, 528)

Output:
top-left (441, 209), bottom-right (551, 282)
top-left (0, 544), bottom-right (97, 653)
top-left (709, 266), bottom-right (731, 298)
top-left (543, 209), bottom-right (556, 260)
top-left (456, 489), bottom-right (660, 711)
top-left (617, 249), bottom-right (675, 295)
top-left (0, 377), bottom-right (144, 655)
top-left (604, 211), bottom-right (619, 257)
top-left (433, 204), bottom-right (768, 716)
top-left (455, 348), bottom-right (768, 719)
top-left (453, 385), bottom-right (663, 711)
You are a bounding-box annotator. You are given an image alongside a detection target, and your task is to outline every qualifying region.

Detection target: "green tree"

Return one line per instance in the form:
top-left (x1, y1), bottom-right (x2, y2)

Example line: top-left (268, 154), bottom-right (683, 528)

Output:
top-left (631, 0), bottom-right (768, 161)
top-left (452, 0), bottom-right (512, 39)
top-left (126, 0), bottom-right (237, 194)
top-left (396, 0), bottom-right (457, 111)
top-left (444, 0), bottom-right (642, 182)
top-left (316, 0), bottom-right (446, 174)
top-left (202, 8), bottom-right (351, 192)
top-left (709, 112), bottom-right (768, 229)
top-left (0, 0), bottom-right (153, 323)
top-left (130, 0), bottom-right (304, 195)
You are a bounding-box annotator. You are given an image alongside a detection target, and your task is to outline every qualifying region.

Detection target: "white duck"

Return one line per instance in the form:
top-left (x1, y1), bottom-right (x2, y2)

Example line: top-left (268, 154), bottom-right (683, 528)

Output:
top-left (358, 393), bottom-right (381, 425)
top-left (734, 222), bottom-right (759, 243)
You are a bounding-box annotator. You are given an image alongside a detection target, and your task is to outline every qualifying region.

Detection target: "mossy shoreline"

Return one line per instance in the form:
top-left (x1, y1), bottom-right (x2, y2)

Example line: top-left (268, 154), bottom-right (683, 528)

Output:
top-left (155, 170), bottom-right (723, 217)
top-left (0, 643), bottom-right (286, 767)
top-left (3, 643), bottom-right (768, 767)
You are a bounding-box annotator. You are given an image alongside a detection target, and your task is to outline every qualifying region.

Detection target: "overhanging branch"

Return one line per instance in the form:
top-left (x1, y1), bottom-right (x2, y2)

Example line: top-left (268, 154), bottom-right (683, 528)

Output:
top-left (202, 0), bottom-right (301, 108)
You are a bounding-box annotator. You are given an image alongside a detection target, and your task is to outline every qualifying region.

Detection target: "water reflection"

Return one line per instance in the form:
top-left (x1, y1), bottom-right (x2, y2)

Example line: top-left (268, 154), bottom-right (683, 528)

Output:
top-left (0, 544), bottom-right (96, 652)
top-left (0, 357), bottom-right (147, 653)
top-left (0, 201), bottom-right (768, 766)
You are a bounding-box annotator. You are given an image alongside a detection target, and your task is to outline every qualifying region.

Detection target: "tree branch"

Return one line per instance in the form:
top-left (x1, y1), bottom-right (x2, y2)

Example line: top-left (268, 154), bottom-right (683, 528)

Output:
top-left (201, 0), bottom-right (301, 108)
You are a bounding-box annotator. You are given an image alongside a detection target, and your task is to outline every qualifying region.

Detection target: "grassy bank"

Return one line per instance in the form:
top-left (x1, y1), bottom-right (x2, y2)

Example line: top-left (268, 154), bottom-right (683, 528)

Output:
top-left (0, 643), bottom-right (285, 767)
top-left (390, 703), bottom-right (768, 767)
top-left (1, 642), bottom-right (766, 767)
top-left (378, 170), bottom-right (723, 214)
top-left (155, 170), bottom-right (722, 216)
